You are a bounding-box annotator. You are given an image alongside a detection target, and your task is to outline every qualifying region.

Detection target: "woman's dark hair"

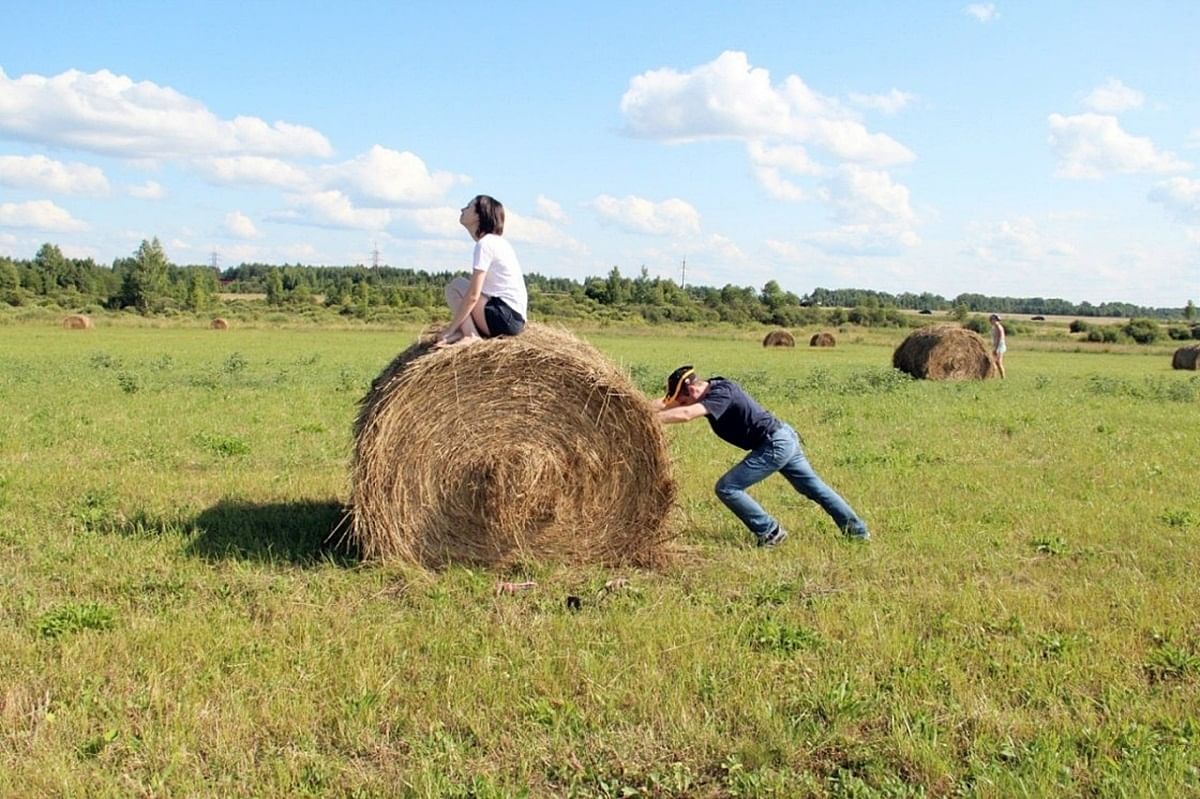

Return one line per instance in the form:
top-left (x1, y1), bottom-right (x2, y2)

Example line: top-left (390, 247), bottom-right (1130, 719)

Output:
top-left (473, 195), bottom-right (505, 237)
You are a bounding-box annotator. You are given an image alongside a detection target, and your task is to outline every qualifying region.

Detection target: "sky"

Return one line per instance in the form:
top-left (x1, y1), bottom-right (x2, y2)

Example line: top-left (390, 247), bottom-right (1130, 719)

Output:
top-left (1, 1), bottom-right (1198, 307)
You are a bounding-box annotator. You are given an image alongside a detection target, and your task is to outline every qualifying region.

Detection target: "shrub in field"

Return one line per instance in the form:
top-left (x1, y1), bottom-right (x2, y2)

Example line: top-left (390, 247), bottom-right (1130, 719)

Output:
top-left (963, 315), bottom-right (990, 335)
top-left (116, 371), bottom-right (141, 393)
top-left (194, 433), bottom-right (251, 457)
top-left (1086, 374), bottom-right (1199, 402)
top-left (1086, 327), bottom-right (1121, 343)
top-left (1122, 318), bottom-right (1162, 344)
top-left (748, 619), bottom-right (823, 653)
top-left (88, 351), bottom-right (122, 369)
top-left (1070, 319), bottom-right (1093, 334)
top-left (37, 602), bottom-right (116, 638)
top-left (223, 352), bottom-right (249, 373)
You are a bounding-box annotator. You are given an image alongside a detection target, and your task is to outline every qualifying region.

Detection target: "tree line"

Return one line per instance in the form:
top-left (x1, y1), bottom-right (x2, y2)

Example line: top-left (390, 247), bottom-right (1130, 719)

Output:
top-left (2, 240), bottom-right (1194, 326)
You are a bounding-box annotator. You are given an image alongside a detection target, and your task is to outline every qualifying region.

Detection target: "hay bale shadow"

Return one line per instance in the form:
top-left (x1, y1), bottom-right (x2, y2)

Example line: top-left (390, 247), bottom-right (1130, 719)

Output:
top-left (185, 498), bottom-right (357, 566)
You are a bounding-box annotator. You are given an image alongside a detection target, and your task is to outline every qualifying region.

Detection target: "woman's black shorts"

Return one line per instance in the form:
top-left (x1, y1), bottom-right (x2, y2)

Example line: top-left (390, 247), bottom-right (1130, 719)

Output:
top-left (482, 296), bottom-right (526, 337)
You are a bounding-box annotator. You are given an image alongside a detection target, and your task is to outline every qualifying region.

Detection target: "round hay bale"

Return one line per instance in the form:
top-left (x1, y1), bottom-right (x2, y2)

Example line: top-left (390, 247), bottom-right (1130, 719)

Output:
top-left (210, 318), bottom-right (230, 330)
top-left (62, 314), bottom-right (93, 330)
top-left (348, 324), bottom-right (676, 568)
top-left (1172, 344), bottom-right (1200, 370)
top-left (809, 332), bottom-right (836, 347)
top-left (762, 330), bottom-right (795, 347)
top-left (893, 325), bottom-right (997, 380)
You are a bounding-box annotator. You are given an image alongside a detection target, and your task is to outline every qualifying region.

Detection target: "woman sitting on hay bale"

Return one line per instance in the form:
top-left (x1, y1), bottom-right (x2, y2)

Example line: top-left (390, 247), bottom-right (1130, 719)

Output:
top-left (436, 195), bottom-right (528, 348)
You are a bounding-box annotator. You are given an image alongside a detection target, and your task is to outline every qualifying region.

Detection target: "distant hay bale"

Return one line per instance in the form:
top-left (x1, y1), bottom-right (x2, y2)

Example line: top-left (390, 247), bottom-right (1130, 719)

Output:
top-left (210, 318), bottom-right (230, 330)
top-left (348, 324), bottom-right (676, 568)
top-left (1173, 344), bottom-right (1200, 370)
top-left (62, 314), bottom-right (93, 330)
top-left (762, 330), bottom-right (795, 347)
top-left (893, 325), bottom-right (997, 381)
top-left (810, 332), bottom-right (836, 347)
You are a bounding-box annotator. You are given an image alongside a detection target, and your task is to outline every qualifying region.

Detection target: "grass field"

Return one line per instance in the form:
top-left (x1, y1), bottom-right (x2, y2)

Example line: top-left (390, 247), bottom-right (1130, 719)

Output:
top-left (1, 318), bottom-right (1198, 797)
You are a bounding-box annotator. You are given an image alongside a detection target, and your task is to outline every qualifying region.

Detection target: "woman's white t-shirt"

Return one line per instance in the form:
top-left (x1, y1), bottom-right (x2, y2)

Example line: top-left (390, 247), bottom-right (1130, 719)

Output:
top-left (472, 234), bottom-right (527, 319)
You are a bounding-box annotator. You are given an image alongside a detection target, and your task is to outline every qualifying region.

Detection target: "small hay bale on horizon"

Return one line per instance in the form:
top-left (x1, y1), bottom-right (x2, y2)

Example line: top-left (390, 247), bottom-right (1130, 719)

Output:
top-left (810, 332), bottom-right (836, 347)
top-left (347, 324), bottom-right (677, 569)
top-left (893, 325), bottom-right (997, 381)
top-left (762, 330), bottom-right (795, 347)
top-left (62, 314), bottom-right (93, 330)
top-left (1173, 344), bottom-right (1200, 370)
top-left (210, 318), bottom-right (230, 330)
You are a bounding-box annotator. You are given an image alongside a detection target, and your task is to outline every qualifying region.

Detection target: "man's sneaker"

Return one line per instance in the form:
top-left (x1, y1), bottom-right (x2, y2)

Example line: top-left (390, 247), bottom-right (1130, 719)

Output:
top-left (758, 525), bottom-right (788, 548)
top-left (846, 528), bottom-right (871, 542)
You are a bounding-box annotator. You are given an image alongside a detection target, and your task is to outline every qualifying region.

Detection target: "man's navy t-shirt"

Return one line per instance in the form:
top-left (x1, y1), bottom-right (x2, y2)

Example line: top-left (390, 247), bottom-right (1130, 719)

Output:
top-left (699, 378), bottom-right (782, 450)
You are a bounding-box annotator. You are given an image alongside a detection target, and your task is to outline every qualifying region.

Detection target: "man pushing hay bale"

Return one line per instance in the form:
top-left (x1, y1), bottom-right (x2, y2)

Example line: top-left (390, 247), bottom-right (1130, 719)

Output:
top-left (62, 314), bottom-right (93, 330)
top-left (348, 324), bottom-right (676, 568)
top-left (762, 330), bottom-right (795, 347)
top-left (810, 332), bottom-right (836, 347)
top-left (893, 325), bottom-right (997, 380)
top-left (1173, 344), bottom-right (1200, 370)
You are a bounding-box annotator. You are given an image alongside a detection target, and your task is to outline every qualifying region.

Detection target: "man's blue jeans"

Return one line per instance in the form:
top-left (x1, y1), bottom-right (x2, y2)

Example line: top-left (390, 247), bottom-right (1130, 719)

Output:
top-left (714, 424), bottom-right (868, 541)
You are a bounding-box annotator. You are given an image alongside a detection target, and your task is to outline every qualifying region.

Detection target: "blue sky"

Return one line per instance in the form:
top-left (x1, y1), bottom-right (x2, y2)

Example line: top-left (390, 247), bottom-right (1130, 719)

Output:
top-left (1, 1), bottom-right (1197, 306)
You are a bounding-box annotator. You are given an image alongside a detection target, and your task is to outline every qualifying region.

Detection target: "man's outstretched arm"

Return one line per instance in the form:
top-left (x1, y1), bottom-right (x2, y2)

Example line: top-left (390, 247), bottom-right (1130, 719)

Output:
top-left (657, 403), bottom-right (708, 424)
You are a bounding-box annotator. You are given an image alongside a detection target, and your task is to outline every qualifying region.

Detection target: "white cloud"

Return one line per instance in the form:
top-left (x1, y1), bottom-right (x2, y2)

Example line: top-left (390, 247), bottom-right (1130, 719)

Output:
top-left (224, 211), bottom-right (259, 239)
top-left (591, 194), bottom-right (701, 236)
top-left (847, 89), bottom-right (915, 114)
top-left (129, 180), bottom-right (166, 199)
top-left (0, 154), bottom-right (109, 195)
top-left (1048, 113), bottom-right (1191, 178)
top-left (1082, 79), bottom-right (1144, 114)
top-left (965, 4), bottom-right (998, 23)
top-left (504, 210), bottom-right (587, 252)
top-left (1149, 177), bottom-right (1200, 224)
top-left (819, 165), bottom-right (917, 227)
top-left (620, 51), bottom-right (914, 167)
top-left (965, 217), bottom-right (1076, 262)
top-left (535, 194), bottom-right (567, 222)
top-left (707, 233), bottom-right (747, 262)
top-left (394, 206), bottom-right (464, 238)
top-left (277, 190), bottom-right (392, 230)
top-left (0, 67), bottom-right (332, 159)
top-left (319, 145), bottom-right (468, 205)
top-left (0, 200), bottom-right (88, 232)
top-left (747, 141), bottom-right (820, 200)
top-left (198, 156), bottom-right (312, 190)
top-left (805, 225), bottom-right (921, 256)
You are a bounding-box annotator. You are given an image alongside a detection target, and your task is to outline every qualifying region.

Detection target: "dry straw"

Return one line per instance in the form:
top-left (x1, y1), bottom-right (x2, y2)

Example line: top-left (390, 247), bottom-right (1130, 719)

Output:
top-left (210, 318), bottom-right (230, 330)
top-left (348, 324), bottom-right (676, 568)
top-left (62, 314), bottom-right (93, 330)
top-left (762, 330), bottom-right (795, 347)
top-left (893, 325), bottom-right (997, 380)
top-left (810, 332), bottom-right (836, 347)
top-left (1173, 344), bottom-right (1200, 370)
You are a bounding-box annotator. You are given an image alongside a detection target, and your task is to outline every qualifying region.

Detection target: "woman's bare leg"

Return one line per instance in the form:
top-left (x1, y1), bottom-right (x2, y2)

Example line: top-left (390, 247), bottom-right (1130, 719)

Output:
top-left (443, 277), bottom-right (479, 341)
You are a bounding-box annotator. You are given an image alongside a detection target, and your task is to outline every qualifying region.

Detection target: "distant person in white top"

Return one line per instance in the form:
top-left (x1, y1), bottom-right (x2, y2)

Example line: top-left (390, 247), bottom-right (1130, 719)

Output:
top-left (989, 313), bottom-right (1007, 379)
top-left (435, 195), bottom-right (528, 348)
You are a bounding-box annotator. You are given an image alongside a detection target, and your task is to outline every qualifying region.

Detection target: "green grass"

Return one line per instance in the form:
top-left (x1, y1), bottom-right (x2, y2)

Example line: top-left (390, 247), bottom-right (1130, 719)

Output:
top-left (1, 319), bottom-right (1198, 797)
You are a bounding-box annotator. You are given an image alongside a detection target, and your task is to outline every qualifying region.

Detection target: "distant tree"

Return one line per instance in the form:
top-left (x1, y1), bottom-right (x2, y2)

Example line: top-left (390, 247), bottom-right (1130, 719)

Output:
top-left (950, 303), bottom-right (969, 322)
top-left (184, 269), bottom-right (216, 311)
top-left (0, 257), bottom-right (20, 304)
top-left (1186, 300), bottom-right (1197, 321)
top-left (605, 266), bottom-right (629, 305)
top-left (116, 238), bottom-right (170, 313)
top-left (266, 268), bottom-right (285, 305)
